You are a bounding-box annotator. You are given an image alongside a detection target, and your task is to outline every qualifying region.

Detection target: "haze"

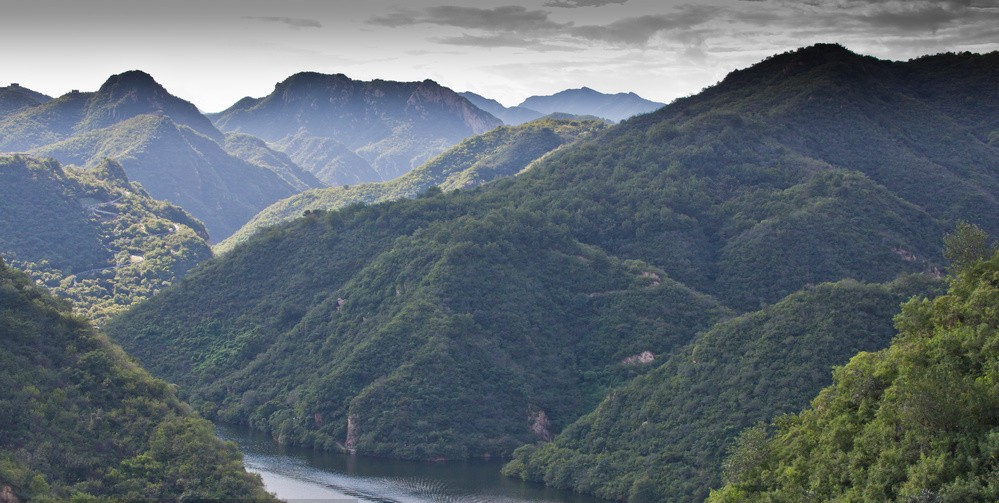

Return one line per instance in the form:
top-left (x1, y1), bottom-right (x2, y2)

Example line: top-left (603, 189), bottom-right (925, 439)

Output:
top-left (3, 0), bottom-right (997, 112)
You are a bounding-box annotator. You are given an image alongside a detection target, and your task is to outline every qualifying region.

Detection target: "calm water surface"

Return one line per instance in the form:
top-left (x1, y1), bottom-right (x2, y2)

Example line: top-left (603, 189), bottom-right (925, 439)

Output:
top-left (217, 424), bottom-right (609, 503)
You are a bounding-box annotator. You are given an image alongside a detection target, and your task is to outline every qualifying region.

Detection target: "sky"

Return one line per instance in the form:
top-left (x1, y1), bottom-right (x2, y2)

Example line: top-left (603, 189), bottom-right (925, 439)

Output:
top-left (3, 0), bottom-right (998, 112)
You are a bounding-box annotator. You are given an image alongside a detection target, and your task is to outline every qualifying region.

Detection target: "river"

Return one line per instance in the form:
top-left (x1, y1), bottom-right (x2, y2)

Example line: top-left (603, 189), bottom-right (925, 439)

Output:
top-left (216, 424), bottom-right (610, 503)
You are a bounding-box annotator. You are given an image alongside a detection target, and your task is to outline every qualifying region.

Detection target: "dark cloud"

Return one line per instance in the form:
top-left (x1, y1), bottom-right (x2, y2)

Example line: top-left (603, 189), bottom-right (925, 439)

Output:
top-left (434, 33), bottom-right (584, 51)
top-left (543, 0), bottom-right (628, 7)
top-left (370, 6), bottom-right (567, 31)
top-left (243, 16), bottom-right (321, 29)
top-left (569, 7), bottom-right (717, 45)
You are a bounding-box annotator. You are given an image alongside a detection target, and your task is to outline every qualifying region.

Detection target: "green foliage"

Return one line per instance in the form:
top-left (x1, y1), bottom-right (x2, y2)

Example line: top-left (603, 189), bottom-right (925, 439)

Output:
top-left (109, 44), bottom-right (999, 495)
top-left (504, 277), bottom-right (942, 502)
top-left (110, 197), bottom-right (729, 460)
top-left (708, 250), bottom-right (999, 503)
top-left (217, 116), bottom-right (608, 254)
top-left (943, 220), bottom-right (993, 273)
top-left (0, 154), bottom-right (212, 322)
top-left (0, 260), bottom-right (274, 501)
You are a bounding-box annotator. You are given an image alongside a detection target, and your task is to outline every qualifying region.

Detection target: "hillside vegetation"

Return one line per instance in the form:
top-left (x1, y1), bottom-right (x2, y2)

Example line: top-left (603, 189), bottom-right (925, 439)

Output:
top-left (708, 239), bottom-right (999, 503)
top-left (503, 275), bottom-right (943, 502)
top-left (0, 259), bottom-right (273, 501)
top-left (0, 155), bottom-right (211, 323)
top-left (106, 44), bottom-right (999, 492)
top-left (217, 116), bottom-right (608, 253)
top-left (0, 71), bottom-right (303, 240)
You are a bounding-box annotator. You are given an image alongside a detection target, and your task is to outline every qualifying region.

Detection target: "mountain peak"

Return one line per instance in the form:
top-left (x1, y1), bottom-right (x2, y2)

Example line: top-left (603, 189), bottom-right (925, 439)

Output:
top-left (98, 70), bottom-right (166, 95)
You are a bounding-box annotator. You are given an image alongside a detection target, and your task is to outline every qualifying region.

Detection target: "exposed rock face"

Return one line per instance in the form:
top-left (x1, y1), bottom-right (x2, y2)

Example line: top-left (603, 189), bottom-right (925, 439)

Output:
top-left (622, 351), bottom-right (656, 365)
top-left (529, 409), bottom-right (553, 442)
top-left (345, 414), bottom-right (359, 451)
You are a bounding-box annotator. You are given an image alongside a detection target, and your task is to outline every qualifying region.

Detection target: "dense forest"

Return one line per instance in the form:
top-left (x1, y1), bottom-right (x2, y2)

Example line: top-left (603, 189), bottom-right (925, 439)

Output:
top-left (0, 154), bottom-right (211, 322)
top-left (503, 275), bottom-right (943, 502)
top-left (708, 229), bottom-right (999, 502)
top-left (0, 259), bottom-right (273, 501)
top-left (217, 116), bottom-right (609, 253)
top-left (106, 44), bottom-right (999, 494)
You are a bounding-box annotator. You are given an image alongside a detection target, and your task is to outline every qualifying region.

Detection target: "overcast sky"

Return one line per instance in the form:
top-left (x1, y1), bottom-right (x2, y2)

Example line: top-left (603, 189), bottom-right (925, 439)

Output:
top-left (3, 0), bottom-right (998, 112)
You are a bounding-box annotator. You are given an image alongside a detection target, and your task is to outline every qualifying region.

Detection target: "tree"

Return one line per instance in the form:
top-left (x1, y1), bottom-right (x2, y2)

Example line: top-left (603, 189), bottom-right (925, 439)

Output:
top-left (943, 221), bottom-right (991, 272)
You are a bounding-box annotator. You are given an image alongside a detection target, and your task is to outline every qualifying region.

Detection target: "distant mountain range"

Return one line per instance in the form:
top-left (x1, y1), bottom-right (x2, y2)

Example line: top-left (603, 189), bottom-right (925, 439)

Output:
top-left (210, 72), bottom-right (503, 185)
top-left (216, 116), bottom-right (609, 254)
top-left (0, 71), bottom-right (305, 240)
top-left (459, 92), bottom-right (545, 125)
top-left (519, 87), bottom-right (664, 122)
top-left (461, 87), bottom-right (664, 124)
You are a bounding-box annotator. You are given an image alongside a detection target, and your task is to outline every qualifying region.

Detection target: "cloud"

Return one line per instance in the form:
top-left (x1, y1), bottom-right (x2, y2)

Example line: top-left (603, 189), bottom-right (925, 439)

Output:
top-left (243, 16), bottom-right (321, 29)
top-left (543, 0), bottom-right (628, 7)
top-left (569, 7), bottom-right (717, 45)
top-left (433, 33), bottom-right (585, 51)
top-left (370, 6), bottom-right (567, 31)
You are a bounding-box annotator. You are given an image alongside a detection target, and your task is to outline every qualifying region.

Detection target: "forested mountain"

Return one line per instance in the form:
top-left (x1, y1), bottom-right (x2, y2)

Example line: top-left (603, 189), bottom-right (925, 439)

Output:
top-left (0, 259), bottom-right (274, 501)
top-left (503, 275), bottom-right (943, 503)
top-left (106, 43), bottom-right (999, 493)
top-left (708, 243), bottom-right (999, 503)
top-left (0, 155), bottom-right (211, 322)
top-left (210, 72), bottom-right (503, 184)
top-left (0, 71), bottom-right (302, 240)
top-left (518, 87), bottom-right (664, 122)
top-left (0, 83), bottom-right (51, 117)
top-left (460, 92), bottom-right (545, 125)
top-left (216, 116), bottom-right (609, 254)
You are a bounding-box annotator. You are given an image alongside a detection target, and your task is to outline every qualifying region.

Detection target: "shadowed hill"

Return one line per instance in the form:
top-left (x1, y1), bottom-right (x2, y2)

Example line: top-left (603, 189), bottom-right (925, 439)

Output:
top-left (0, 259), bottom-right (274, 501)
top-left (211, 72), bottom-right (503, 184)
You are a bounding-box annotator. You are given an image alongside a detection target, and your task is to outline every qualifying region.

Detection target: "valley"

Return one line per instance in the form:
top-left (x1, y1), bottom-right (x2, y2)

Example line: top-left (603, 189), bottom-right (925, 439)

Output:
top-left (2, 41), bottom-right (999, 503)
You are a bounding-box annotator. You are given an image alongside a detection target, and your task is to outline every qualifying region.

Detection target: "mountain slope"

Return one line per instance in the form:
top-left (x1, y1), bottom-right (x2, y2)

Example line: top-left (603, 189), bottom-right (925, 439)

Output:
top-left (0, 83), bottom-right (51, 117)
top-left (503, 275), bottom-right (943, 503)
top-left (0, 260), bottom-right (274, 501)
top-left (106, 45), bottom-right (999, 470)
top-left (0, 154), bottom-right (211, 322)
top-left (110, 197), bottom-right (731, 459)
top-left (460, 91), bottom-right (544, 125)
top-left (211, 72), bottom-right (503, 183)
top-left (222, 132), bottom-right (325, 192)
top-left (31, 114), bottom-right (297, 239)
top-left (519, 87), bottom-right (664, 122)
top-left (0, 71), bottom-right (300, 240)
top-left (708, 249), bottom-right (999, 503)
top-left (216, 116), bottom-right (609, 254)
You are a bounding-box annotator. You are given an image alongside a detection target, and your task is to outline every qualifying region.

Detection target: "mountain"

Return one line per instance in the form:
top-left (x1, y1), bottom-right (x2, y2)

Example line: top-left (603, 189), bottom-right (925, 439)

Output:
top-left (503, 275), bottom-right (943, 503)
top-left (518, 87), bottom-right (664, 122)
top-left (215, 116), bottom-right (609, 254)
top-left (460, 91), bottom-right (544, 125)
top-left (0, 83), bottom-right (51, 117)
top-left (223, 133), bottom-right (325, 192)
top-left (0, 259), bottom-right (274, 501)
top-left (0, 154), bottom-right (211, 322)
top-left (708, 247), bottom-right (999, 503)
top-left (0, 71), bottom-right (302, 240)
top-left (106, 44), bottom-right (999, 471)
top-left (210, 72), bottom-right (503, 184)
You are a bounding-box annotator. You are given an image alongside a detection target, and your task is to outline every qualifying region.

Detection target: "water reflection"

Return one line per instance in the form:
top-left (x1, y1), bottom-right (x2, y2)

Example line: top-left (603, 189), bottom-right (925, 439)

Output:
top-left (217, 424), bottom-right (607, 503)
